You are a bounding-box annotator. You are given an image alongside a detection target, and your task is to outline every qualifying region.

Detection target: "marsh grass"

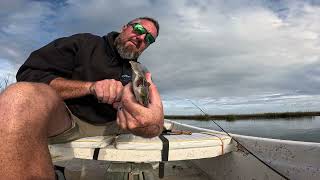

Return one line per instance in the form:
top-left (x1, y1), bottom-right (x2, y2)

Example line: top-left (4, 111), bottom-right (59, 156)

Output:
top-left (0, 76), bottom-right (10, 92)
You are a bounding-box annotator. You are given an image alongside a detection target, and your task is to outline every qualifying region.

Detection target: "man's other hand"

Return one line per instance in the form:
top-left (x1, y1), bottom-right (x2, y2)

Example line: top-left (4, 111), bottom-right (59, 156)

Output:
top-left (90, 79), bottom-right (124, 104)
top-left (116, 73), bottom-right (164, 138)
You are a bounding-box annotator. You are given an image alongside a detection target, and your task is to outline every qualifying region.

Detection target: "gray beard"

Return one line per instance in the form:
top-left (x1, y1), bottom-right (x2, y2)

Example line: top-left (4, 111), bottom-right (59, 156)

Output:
top-left (114, 36), bottom-right (140, 60)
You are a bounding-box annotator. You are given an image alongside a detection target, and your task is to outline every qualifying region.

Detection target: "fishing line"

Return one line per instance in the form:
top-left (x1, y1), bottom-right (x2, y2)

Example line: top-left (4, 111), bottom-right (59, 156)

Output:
top-left (188, 100), bottom-right (290, 180)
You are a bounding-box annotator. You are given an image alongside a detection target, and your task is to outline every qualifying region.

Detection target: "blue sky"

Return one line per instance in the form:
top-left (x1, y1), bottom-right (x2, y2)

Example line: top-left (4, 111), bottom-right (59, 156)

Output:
top-left (1, 0), bottom-right (320, 114)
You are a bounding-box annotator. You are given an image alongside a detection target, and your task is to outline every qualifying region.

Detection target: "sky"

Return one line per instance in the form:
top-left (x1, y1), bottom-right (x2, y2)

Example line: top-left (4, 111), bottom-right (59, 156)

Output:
top-left (1, 0), bottom-right (320, 115)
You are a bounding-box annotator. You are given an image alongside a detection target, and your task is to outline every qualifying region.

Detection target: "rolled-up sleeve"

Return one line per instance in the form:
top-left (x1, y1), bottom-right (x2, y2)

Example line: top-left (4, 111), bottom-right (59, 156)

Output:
top-left (16, 34), bottom-right (84, 84)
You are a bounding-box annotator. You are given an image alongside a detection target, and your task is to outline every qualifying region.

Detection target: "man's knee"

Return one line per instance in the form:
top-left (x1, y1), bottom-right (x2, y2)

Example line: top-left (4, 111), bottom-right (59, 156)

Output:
top-left (0, 82), bottom-right (62, 126)
top-left (1, 82), bottom-right (61, 106)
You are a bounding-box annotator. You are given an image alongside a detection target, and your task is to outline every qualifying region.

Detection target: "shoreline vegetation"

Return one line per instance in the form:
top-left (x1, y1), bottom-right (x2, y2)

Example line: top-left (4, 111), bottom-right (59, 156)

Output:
top-left (164, 111), bottom-right (320, 121)
top-left (0, 77), bottom-right (9, 92)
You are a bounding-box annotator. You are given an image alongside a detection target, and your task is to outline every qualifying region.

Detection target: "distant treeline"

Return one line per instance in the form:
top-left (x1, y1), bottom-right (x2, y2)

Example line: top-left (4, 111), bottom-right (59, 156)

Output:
top-left (164, 111), bottom-right (320, 121)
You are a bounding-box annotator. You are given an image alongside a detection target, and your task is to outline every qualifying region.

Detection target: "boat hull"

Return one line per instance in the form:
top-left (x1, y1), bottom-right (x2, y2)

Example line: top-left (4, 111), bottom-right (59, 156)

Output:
top-left (169, 120), bottom-right (320, 180)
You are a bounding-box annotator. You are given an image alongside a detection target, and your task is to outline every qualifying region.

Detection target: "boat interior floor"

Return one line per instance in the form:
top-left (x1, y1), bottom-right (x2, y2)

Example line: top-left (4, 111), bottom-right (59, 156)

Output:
top-left (54, 158), bottom-right (211, 180)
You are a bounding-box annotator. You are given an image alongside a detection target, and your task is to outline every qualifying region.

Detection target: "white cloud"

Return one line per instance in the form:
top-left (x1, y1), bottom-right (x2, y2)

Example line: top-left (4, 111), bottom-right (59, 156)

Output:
top-left (139, 0), bottom-right (320, 97)
top-left (1, 0), bottom-right (320, 101)
top-left (0, 0), bottom-right (56, 66)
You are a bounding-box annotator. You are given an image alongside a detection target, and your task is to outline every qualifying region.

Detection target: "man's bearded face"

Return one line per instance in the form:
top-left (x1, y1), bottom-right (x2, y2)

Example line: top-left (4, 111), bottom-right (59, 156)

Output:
top-left (114, 19), bottom-right (158, 60)
top-left (114, 34), bottom-right (141, 60)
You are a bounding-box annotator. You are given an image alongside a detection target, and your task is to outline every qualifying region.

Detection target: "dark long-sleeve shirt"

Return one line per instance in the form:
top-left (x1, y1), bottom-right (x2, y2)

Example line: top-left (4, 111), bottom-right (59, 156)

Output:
top-left (16, 32), bottom-right (133, 124)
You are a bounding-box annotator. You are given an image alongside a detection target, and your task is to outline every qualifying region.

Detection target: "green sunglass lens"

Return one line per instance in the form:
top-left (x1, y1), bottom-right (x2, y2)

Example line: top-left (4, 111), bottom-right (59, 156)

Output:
top-left (146, 34), bottom-right (155, 44)
top-left (134, 24), bottom-right (146, 34)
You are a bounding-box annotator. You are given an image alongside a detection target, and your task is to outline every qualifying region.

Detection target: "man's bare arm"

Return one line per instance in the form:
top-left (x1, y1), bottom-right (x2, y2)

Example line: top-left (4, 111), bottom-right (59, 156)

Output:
top-left (50, 77), bottom-right (124, 103)
top-left (49, 77), bottom-right (94, 100)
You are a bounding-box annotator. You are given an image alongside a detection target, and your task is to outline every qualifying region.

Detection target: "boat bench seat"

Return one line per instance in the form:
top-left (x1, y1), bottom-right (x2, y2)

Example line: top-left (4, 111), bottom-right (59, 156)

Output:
top-left (49, 132), bottom-right (235, 162)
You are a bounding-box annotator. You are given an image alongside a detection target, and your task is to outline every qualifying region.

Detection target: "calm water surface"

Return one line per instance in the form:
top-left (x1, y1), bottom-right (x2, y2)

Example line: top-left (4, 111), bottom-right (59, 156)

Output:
top-left (174, 116), bottom-right (320, 143)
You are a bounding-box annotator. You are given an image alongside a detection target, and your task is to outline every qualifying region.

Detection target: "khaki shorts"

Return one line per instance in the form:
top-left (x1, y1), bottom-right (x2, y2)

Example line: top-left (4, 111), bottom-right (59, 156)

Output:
top-left (48, 107), bottom-right (127, 144)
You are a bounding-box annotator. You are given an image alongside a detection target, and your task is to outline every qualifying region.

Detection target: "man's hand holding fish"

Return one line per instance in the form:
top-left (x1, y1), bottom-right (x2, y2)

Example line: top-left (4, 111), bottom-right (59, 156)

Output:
top-left (115, 73), bottom-right (164, 138)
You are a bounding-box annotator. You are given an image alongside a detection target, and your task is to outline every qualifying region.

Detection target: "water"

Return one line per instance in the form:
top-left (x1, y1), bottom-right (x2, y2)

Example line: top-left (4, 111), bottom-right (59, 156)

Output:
top-left (163, 93), bottom-right (320, 115)
top-left (174, 116), bottom-right (320, 143)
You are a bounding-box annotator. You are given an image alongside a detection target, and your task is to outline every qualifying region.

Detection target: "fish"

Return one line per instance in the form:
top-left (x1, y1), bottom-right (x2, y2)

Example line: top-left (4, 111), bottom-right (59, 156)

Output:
top-left (129, 61), bottom-right (150, 107)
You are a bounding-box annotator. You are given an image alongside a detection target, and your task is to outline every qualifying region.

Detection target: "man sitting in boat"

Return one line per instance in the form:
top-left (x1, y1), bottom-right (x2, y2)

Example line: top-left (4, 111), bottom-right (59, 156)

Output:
top-left (0, 17), bottom-right (164, 180)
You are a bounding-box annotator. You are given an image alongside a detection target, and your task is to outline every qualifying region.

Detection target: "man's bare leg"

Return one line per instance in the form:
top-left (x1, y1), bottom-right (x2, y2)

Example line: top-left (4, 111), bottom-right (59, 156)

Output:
top-left (0, 82), bottom-right (72, 180)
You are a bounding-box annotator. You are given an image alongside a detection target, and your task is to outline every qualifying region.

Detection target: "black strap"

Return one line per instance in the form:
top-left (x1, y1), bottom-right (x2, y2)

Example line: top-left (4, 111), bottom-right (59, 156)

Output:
top-left (159, 162), bottom-right (165, 178)
top-left (54, 165), bottom-right (66, 180)
top-left (159, 134), bottom-right (169, 161)
top-left (162, 129), bottom-right (171, 134)
top-left (93, 148), bottom-right (100, 160)
top-left (158, 134), bottom-right (169, 178)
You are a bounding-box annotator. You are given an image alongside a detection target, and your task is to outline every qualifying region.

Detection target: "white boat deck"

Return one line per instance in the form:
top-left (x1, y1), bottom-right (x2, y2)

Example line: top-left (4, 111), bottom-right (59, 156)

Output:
top-left (49, 128), bottom-right (235, 179)
top-left (49, 132), bottom-right (235, 162)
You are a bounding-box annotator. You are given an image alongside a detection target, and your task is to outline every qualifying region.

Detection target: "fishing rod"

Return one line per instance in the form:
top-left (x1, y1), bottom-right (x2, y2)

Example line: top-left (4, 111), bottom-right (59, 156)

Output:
top-left (188, 100), bottom-right (290, 180)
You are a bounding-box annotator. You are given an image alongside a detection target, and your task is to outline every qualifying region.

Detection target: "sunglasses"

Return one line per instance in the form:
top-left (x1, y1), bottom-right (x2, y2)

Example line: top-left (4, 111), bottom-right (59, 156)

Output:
top-left (130, 23), bottom-right (155, 45)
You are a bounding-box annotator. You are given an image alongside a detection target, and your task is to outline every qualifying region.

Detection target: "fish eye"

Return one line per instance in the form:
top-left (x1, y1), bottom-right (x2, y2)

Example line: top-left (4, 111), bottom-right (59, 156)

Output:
top-left (136, 78), bottom-right (143, 87)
